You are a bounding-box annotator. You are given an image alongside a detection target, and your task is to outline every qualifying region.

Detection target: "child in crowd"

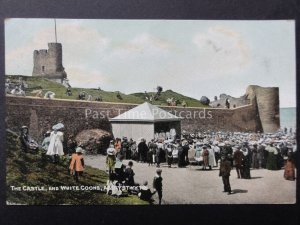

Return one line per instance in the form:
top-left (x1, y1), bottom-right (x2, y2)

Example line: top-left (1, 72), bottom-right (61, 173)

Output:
top-left (69, 147), bottom-right (85, 182)
top-left (153, 169), bottom-right (163, 205)
top-left (138, 180), bottom-right (156, 203)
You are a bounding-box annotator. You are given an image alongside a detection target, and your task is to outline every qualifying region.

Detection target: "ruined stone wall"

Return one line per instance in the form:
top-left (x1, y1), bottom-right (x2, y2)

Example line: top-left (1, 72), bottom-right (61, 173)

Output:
top-left (208, 85), bottom-right (280, 133)
top-left (210, 94), bottom-right (249, 108)
top-left (5, 96), bottom-right (262, 142)
top-left (161, 104), bottom-right (260, 133)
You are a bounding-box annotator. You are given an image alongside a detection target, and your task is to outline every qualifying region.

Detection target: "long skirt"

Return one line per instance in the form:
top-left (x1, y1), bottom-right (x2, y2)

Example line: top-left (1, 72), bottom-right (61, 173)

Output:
top-left (266, 153), bottom-right (279, 170)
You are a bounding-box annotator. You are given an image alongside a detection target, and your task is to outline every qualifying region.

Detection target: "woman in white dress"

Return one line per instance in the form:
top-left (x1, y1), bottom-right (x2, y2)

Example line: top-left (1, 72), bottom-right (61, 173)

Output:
top-left (47, 127), bottom-right (64, 163)
top-left (208, 145), bottom-right (217, 168)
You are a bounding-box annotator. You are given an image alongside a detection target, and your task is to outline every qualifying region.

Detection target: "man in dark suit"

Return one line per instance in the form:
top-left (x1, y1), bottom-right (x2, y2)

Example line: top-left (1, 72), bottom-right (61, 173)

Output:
top-left (233, 145), bottom-right (244, 179)
top-left (219, 156), bottom-right (233, 195)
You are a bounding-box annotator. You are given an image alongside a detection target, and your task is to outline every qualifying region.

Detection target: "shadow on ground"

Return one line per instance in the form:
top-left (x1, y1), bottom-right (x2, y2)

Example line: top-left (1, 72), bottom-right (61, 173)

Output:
top-left (232, 189), bottom-right (248, 194)
top-left (194, 168), bottom-right (217, 171)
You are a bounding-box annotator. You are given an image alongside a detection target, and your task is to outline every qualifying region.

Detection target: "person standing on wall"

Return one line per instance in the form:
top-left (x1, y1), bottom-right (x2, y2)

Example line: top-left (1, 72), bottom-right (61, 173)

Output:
top-left (225, 98), bottom-right (230, 109)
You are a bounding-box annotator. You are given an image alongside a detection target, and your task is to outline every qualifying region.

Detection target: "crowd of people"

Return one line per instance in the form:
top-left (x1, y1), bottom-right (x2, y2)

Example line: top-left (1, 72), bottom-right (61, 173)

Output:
top-left (105, 129), bottom-right (297, 172)
top-left (19, 124), bottom-right (297, 203)
top-left (105, 129), bottom-right (297, 197)
top-left (5, 78), bottom-right (27, 96)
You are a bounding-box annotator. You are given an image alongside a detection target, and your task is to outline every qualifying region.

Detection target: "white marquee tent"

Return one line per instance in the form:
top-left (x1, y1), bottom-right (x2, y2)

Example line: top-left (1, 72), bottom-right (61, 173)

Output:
top-left (109, 102), bottom-right (181, 142)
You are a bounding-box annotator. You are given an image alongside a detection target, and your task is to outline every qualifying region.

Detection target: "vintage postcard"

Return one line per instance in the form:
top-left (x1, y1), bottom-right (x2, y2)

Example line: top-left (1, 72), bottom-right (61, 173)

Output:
top-left (5, 19), bottom-right (297, 205)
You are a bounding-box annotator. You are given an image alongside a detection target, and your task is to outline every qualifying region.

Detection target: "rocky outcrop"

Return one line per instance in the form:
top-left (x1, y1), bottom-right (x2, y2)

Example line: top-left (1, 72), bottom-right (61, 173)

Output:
top-left (75, 129), bottom-right (112, 154)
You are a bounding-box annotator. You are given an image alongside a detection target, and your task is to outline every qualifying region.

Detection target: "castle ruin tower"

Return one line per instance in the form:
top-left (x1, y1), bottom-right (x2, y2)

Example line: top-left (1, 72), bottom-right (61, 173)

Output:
top-left (32, 42), bottom-right (67, 83)
top-left (246, 85), bottom-right (280, 133)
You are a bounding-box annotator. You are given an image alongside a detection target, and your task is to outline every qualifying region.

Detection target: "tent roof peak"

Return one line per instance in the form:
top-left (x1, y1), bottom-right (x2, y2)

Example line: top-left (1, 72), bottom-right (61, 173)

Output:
top-left (110, 102), bottom-right (181, 122)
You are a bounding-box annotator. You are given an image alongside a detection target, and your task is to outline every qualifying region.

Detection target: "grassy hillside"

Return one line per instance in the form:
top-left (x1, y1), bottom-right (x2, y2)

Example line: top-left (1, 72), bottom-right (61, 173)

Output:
top-left (6, 130), bottom-right (147, 205)
top-left (132, 90), bottom-right (209, 107)
top-left (6, 75), bottom-right (208, 107)
top-left (6, 75), bottom-right (144, 104)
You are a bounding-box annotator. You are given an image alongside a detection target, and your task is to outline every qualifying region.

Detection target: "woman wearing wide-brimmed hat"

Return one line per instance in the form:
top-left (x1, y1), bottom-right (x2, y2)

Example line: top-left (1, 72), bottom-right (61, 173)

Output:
top-left (265, 142), bottom-right (279, 170)
top-left (46, 123), bottom-right (65, 163)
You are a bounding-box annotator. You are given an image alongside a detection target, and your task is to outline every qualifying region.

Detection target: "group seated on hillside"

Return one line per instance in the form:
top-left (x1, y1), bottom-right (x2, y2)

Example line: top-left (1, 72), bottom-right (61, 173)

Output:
top-left (105, 160), bottom-right (156, 203)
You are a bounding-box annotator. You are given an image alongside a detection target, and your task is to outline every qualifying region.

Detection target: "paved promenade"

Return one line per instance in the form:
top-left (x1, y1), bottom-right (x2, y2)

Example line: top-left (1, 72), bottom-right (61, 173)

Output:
top-left (85, 155), bottom-right (296, 204)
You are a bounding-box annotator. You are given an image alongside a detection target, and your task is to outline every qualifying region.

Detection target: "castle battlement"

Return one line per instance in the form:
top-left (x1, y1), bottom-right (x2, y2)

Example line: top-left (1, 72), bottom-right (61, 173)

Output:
top-left (34, 49), bottom-right (48, 55)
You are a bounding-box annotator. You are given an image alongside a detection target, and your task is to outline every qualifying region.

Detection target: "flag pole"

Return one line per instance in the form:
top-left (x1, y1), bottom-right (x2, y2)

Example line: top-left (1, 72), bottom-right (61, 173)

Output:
top-left (54, 19), bottom-right (57, 43)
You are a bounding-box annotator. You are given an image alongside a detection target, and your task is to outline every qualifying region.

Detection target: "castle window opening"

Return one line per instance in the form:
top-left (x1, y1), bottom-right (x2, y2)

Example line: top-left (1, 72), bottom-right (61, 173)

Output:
top-left (42, 66), bottom-right (45, 72)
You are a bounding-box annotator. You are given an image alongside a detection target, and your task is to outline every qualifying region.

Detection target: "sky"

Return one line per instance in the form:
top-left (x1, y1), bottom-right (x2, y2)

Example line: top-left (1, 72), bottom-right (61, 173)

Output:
top-left (5, 19), bottom-right (296, 107)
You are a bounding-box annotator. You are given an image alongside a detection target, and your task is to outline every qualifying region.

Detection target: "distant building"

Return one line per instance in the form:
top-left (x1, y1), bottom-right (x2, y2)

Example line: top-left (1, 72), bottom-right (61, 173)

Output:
top-left (32, 43), bottom-right (67, 84)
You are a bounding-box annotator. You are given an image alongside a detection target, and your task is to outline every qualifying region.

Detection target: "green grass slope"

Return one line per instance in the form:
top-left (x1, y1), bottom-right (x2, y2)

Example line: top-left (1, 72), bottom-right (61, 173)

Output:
top-left (6, 75), bottom-right (208, 107)
top-left (132, 90), bottom-right (209, 107)
top-left (6, 75), bottom-right (144, 104)
top-left (6, 130), bottom-right (147, 205)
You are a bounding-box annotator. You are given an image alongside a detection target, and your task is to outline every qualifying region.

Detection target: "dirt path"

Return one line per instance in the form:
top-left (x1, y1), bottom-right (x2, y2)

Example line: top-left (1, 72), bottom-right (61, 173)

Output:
top-left (85, 155), bottom-right (296, 204)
